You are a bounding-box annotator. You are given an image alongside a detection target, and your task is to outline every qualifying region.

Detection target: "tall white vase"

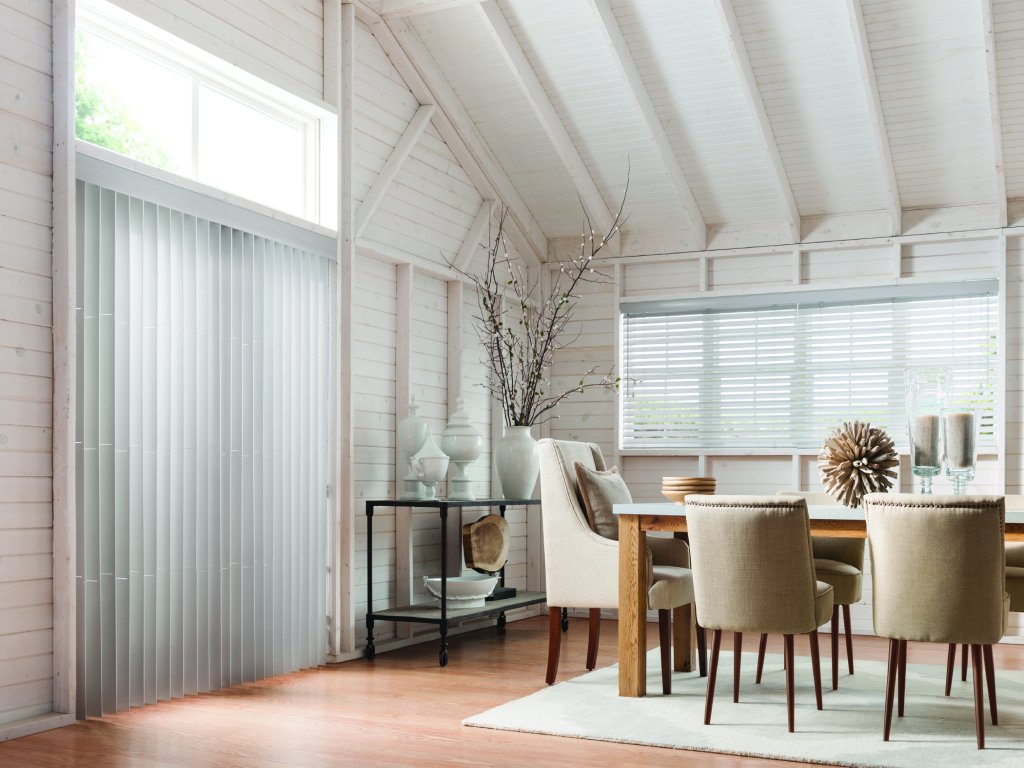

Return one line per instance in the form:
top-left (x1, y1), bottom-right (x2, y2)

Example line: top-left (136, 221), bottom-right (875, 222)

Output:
top-left (495, 425), bottom-right (539, 500)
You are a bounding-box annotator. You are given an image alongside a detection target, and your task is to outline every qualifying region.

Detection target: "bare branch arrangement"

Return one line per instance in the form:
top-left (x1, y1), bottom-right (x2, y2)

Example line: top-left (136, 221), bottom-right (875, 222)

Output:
top-left (818, 420), bottom-right (899, 508)
top-left (447, 194), bottom-right (627, 427)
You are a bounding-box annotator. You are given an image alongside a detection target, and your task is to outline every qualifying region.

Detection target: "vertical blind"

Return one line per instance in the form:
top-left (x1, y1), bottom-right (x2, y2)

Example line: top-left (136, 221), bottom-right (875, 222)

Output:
top-left (75, 179), bottom-right (332, 716)
top-left (621, 283), bottom-right (998, 450)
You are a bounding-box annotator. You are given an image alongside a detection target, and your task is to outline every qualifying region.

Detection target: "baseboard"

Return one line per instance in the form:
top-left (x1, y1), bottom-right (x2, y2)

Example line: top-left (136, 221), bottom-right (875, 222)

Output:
top-left (0, 712), bottom-right (75, 743)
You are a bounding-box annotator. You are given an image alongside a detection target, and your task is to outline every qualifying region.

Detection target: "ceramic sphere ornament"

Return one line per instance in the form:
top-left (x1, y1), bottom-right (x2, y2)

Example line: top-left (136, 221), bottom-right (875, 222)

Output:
top-left (818, 420), bottom-right (898, 508)
top-left (440, 398), bottom-right (483, 499)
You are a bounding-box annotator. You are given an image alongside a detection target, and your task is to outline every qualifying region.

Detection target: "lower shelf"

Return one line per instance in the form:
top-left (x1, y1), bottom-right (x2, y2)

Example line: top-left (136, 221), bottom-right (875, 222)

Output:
top-left (368, 591), bottom-right (546, 625)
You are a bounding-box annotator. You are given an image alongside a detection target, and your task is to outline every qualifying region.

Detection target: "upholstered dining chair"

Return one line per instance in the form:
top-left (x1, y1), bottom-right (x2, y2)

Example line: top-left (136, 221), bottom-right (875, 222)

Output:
top-left (536, 438), bottom-right (699, 693)
top-left (776, 491), bottom-right (864, 691)
top-left (864, 493), bottom-right (1007, 749)
top-left (685, 495), bottom-right (833, 733)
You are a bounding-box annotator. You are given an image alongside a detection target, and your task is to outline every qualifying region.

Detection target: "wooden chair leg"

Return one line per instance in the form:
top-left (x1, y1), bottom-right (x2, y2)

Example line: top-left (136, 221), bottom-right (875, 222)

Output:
top-left (658, 609), bottom-right (672, 695)
top-left (962, 642), bottom-right (969, 681)
top-left (704, 629), bottom-right (722, 725)
top-left (733, 631), bottom-right (742, 703)
top-left (755, 633), bottom-right (768, 684)
top-left (545, 607), bottom-right (562, 685)
top-left (843, 604), bottom-right (854, 675)
top-left (586, 608), bottom-right (600, 670)
top-left (883, 638), bottom-right (899, 742)
top-left (897, 639), bottom-right (907, 718)
top-left (831, 604), bottom-right (839, 691)
top-left (672, 604), bottom-right (690, 673)
top-left (983, 644), bottom-right (998, 726)
top-left (784, 634), bottom-right (795, 733)
top-left (945, 643), bottom-right (956, 696)
top-left (971, 644), bottom-right (985, 749)
top-left (697, 623), bottom-right (708, 678)
top-left (809, 630), bottom-right (823, 710)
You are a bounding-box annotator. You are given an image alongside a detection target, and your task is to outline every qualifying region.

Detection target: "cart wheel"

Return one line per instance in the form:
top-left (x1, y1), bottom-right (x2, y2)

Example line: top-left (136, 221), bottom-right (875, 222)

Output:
top-left (497, 614), bottom-right (507, 636)
top-left (364, 644), bottom-right (375, 661)
top-left (439, 648), bottom-right (449, 667)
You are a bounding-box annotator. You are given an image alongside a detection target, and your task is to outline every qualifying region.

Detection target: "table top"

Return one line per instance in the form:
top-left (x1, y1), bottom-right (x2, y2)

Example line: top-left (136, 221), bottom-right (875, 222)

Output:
top-left (613, 501), bottom-right (1024, 525)
top-left (366, 497), bottom-right (540, 508)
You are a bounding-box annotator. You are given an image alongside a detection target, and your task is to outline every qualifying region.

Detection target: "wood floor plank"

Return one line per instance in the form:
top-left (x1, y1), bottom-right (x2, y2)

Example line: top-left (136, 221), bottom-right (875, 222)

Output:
top-left (2, 616), bottom-right (1023, 767)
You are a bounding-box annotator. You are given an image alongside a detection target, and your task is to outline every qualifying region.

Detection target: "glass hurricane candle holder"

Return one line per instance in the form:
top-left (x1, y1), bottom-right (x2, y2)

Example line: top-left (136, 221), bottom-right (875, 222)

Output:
top-left (942, 407), bottom-right (978, 495)
top-left (905, 367), bottom-right (950, 494)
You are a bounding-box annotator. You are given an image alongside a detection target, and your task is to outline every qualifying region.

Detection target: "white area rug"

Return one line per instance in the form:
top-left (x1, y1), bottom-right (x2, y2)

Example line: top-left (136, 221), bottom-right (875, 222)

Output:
top-left (464, 650), bottom-right (1024, 767)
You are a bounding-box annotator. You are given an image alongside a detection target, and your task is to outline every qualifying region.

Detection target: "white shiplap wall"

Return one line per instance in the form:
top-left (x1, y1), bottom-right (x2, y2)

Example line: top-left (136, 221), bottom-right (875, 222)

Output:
top-left (0, 0), bottom-right (55, 729)
top-left (107, 0), bottom-right (324, 104)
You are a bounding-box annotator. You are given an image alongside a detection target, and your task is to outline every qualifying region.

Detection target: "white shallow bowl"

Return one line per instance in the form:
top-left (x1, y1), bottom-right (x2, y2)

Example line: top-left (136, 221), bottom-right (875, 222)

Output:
top-left (423, 573), bottom-right (498, 608)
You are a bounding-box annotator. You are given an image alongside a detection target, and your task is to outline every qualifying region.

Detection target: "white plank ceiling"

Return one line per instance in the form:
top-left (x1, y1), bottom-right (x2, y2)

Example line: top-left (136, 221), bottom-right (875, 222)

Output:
top-left (373, 0), bottom-right (1019, 252)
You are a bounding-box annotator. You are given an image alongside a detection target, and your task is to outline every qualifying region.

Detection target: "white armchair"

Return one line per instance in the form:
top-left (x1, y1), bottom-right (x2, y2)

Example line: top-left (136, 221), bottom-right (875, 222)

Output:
top-left (537, 438), bottom-right (699, 692)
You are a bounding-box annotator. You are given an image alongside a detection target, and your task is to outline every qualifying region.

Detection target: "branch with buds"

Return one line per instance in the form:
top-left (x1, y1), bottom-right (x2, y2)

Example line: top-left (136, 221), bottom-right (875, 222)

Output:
top-left (446, 184), bottom-right (629, 427)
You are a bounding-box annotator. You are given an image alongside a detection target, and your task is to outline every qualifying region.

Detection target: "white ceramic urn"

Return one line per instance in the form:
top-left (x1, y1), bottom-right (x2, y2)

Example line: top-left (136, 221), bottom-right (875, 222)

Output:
top-left (397, 397), bottom-right (430, 498)
top-left (410, 432), bottom-right (450, 499)
top-left (440, 398), bottom-right (484, 499)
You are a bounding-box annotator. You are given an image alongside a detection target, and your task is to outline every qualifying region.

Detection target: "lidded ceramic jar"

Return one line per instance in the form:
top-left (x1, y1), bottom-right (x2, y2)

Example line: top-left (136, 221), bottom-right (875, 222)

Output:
top-left (397, 397), bottom-right (430, 498)
top-left (441, 398), bottom-right (484, 500)
top-left (411, 432), bottom-right (450, 499)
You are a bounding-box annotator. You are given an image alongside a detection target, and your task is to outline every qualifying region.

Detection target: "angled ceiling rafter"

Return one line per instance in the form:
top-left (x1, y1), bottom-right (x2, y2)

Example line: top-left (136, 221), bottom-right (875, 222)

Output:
top-left (354, 3), bottom-right (547, 267)
top-left (844, 0), bottom-right (901, 236)
top-left (712, 0), bottom-right (801, 244)
top-left (475, 1), bottom-right (620, 251)
top-left (980, 0), bottom-right (1008, 227)
top-left (380, 0), bottom-right (486, 19)
top-left (585, 0), bottom-right (706, 251)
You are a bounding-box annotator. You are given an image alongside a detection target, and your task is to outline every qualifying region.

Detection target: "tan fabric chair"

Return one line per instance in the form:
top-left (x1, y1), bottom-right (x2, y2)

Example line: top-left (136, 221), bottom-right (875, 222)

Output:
top-left (685, 495), bottom-right (833, 733)
top-left (864, 493), bottom-right (1008, 749)
top-left (776, 491), bottom-right (864, 691)
top-left (537, 438), bottom-right (698, 692)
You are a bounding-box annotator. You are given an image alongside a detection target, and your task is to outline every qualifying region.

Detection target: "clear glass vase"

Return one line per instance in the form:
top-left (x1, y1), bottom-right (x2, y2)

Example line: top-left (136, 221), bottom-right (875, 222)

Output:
top-left (942, 407), bottom-right (978, 495)
top-left (904, 367), bottom-right (950, 494)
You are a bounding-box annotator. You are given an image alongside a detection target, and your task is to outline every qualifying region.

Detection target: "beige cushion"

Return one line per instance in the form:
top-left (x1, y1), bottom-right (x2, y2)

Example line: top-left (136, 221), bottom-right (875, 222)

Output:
top-left (865, 493), bottom-right (1006, 645)
top-left (574, 461), bottom-right (630, 540)
top-left (1006, 542), bottom-right (1024, 568)
top-left (813, 558), bottom-right (863, 606)
top-left (1007, 565), bottom-right (1024, 613)
top-left (685, 495), bottom-right (832, 635)
top-left (649, 565), bottom-right (695, 610)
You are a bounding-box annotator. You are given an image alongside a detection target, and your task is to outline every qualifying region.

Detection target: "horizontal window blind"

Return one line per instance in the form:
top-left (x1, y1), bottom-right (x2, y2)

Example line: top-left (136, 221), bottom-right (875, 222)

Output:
top-left (621, 285), bottom-right (998, 450)
top-left (75, 178), bottom-right (332, 717)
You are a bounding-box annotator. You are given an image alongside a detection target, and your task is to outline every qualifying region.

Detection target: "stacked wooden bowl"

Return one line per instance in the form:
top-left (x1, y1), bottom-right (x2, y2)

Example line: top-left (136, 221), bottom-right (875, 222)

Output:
top-left (661, 476), bottom-right (716, 505)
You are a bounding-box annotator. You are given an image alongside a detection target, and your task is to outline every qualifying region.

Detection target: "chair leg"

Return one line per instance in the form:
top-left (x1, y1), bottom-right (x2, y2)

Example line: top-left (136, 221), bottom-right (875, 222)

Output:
top-left (983, 644), bottom-right (998, 726)
top-left (843, 604), bottom-right (855, 675)
top-left (945, 643), bottom-right (956, 697)
top-left (784, 634), bottom-right (796, 733)
top-left (704, 629), bottom-right (722, 725)
top-left (883, 638), bottom-right (899, 742)
top-left (755, 633), bottom-right (768, 684)
top-left (733, 631), bottom-right (742, 703)
top-left (545, 607), bottom-right (562, 685)
top-left (962, 642), bottom-right (969, 681)
top-left (696, 623), bottom-right (708, 678)
top-left (971, 644), bottom-right (985, 749)
top-left (897, 639), bottom-right (907, 718)
top-left (658, 609), bottom-right (672, 695)
top-left (831, 604), bottom-right (839, 691)
top-left (586, 608), bottom-right (601, 670)
top-left (809, 630), bottom-right (823, 710)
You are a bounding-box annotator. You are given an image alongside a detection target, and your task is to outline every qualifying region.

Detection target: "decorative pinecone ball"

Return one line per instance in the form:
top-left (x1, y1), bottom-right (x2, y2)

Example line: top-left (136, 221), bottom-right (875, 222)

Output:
top-left (818, 420), bottom-right (899, 508)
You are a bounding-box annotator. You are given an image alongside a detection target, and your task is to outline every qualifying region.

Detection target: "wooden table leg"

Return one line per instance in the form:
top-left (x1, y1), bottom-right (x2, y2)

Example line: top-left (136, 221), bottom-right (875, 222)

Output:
top-left (673, 603), bottom-right (693, 672)
top-left (618, 514), bottom-right (647, 697)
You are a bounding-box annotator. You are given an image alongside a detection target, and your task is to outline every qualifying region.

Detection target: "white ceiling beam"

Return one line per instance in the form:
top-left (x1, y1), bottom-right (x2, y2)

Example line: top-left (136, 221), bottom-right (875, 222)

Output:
top-left (844, 0), bottom-right (901, 236)
top-left (380, 0), bottom-right (485, 18)
top-left (712, 0), bottom-right (801, 244)
top-left (355, 103), bottom-right (435, 237)
top-left (360, 6), bottom-right (547, 267)
top-left (585, 0), bottom-right (706, 251)
top-left (981, 0), bottom-right (1008, 228)
top-left (475, 1), bottom-right (618, 243)
top-left (453, 199), bottom-right (496, 271)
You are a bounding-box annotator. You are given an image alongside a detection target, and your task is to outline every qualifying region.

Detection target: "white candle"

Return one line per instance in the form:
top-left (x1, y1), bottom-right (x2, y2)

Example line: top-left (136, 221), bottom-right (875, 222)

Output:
top-left (912, 414), bottom-right (940, 468)
top-left (945, 411), bottom-right (976, 469)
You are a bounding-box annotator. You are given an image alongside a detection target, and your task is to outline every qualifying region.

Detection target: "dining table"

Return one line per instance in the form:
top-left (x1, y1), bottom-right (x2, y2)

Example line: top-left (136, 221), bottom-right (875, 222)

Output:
top-left (612, 501), bottom-right (1024, 698)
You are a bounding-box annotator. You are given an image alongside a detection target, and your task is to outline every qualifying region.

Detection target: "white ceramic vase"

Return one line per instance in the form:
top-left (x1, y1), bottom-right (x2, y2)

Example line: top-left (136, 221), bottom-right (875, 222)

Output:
top-left (495, 425), bottom-right (539, 500)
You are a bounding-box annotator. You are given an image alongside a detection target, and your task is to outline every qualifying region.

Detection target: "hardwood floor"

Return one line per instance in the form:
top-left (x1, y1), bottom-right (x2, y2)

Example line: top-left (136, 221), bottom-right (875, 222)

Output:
top-left (3, 616), bottom-right (1024, 767)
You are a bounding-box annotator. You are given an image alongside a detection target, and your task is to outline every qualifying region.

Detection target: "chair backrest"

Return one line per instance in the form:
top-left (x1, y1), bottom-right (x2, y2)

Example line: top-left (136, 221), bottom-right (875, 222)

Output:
top-left (537, 438), bottom-right (619, 609)
top-left (864, 493), bottom-right (1005, 645)
top-left (777, 490), bottom-right (865, 570)
top-left (685, 495), bottom-right (819, 635)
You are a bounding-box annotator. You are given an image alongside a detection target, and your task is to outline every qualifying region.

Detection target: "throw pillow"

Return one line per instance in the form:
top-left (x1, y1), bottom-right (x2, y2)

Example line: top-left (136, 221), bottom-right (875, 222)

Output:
top-left (574, 461), bottom-right (632, 541)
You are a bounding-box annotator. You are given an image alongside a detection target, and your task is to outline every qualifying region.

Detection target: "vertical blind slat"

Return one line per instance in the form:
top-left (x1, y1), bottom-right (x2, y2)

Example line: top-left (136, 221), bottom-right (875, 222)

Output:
top-left (75, 182), bottom-right (330, 717)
